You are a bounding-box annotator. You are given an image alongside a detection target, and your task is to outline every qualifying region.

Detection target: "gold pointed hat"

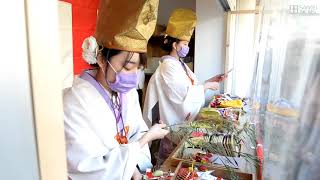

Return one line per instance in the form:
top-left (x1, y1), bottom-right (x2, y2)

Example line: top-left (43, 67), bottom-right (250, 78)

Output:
top-left (166, 8), bottom-right (197, 41)
top-left (95, 0), bottom-right (159, 53)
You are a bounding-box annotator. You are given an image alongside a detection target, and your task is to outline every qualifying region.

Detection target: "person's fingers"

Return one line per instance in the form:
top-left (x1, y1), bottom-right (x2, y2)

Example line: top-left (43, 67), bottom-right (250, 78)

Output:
top-left (162, 129), bottom-right (170, 134)
top-left (158, 123), bottom-right (167, 128)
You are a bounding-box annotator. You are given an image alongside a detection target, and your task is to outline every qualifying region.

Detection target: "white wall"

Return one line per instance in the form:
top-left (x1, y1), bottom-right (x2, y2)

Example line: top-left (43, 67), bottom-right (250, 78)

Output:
top-left (0, 1), bottom-right (68, 179)
top-left (26, 0), bottom-right (68, 179)
top-left (158, 0), bottom-right (196, 25)
top-left (195, 0), bottom-right (226, 104)
top-left (0, 1), bottom-right (40, 180)
top-left (59, 2), bottom-right (74, 89)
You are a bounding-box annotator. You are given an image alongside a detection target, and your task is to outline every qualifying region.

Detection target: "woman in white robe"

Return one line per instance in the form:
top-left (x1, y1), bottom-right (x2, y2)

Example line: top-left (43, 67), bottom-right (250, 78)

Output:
top-left (143, 8), bottom-right (226, 164)
top-left (64, 0), bottom-right (168, 179)
top-left (64, 46), bottom-right (168, 180)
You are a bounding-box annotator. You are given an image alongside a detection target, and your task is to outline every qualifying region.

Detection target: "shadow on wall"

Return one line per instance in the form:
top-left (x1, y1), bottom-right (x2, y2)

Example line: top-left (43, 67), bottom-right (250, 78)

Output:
top-left (158, 0), bottom-right (196, 25)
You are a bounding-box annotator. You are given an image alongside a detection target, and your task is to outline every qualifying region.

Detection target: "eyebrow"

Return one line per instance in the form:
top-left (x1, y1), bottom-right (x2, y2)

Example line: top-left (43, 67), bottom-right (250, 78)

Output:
top-left (126, 61), bottom-right (137, 65)
top-left (122, 60), bottom-right (138, 71)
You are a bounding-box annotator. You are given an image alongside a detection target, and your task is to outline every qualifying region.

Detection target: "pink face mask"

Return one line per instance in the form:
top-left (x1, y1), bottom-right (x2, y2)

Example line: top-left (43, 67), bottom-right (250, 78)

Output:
top-left (177, 45), bottom-right (190, 58)
top-left (106, 61), bottom-right (138, 93)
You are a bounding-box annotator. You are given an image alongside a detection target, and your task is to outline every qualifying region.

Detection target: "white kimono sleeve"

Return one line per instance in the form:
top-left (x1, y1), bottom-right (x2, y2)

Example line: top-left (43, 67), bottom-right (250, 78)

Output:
top-left (159, 61), bottom-right (205, 107)
top-left (127, 90), bottom-right (153, 172)
top-left (64, 92), bottom-right (141, 180)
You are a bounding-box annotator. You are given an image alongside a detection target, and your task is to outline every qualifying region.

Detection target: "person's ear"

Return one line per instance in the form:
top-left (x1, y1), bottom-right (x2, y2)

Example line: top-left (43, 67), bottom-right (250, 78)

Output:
top-left (97, 53), bottom-right (107, 74)
top-left (172, 42), bottom-right (177, 50)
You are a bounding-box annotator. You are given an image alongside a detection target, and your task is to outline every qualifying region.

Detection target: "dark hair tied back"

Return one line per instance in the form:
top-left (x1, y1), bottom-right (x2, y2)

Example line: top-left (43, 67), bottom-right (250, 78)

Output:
top-left (160, 35), bottom-right (180, 52)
